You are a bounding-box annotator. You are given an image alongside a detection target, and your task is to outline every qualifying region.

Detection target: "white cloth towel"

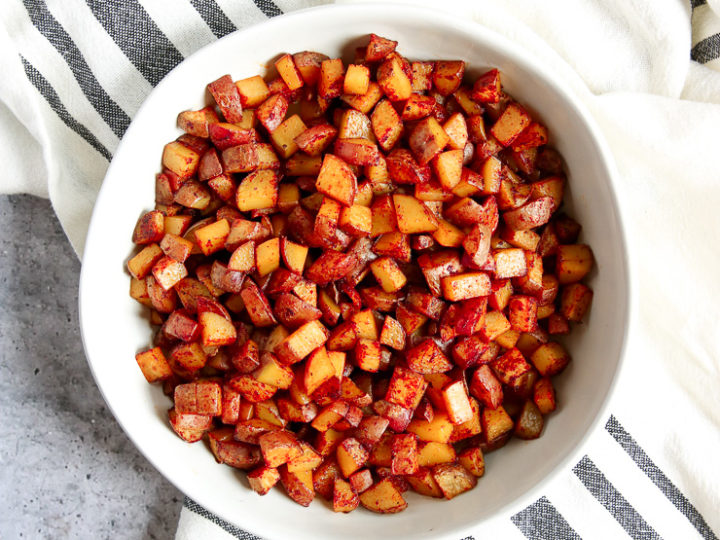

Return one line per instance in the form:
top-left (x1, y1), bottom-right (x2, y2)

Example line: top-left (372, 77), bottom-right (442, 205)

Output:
top-left (2, 1), bottom-right (719, 538)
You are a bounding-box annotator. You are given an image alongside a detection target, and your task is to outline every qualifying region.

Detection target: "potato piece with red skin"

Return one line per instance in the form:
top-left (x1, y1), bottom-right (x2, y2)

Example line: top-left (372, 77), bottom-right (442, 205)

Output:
top-left (470, 364), bottom-right (503, 409)
top-left (133, 210), bottom-right (165, 245)
top-left (259, 430), bottom-right (303, 467)
top-left (294, 124), bottom-right (337, 156)
top-left (560, 283), bottom-right (594, 322)
top-left (168, 408), bottom-right (213, 442)
top-left (393, 194), bottom-right (439, 234)
top-left (504, 196), bottom-right (555, 231)
top-left (334, 138), bottom-right (381, 166)
top-left (228, 375), bottom-right (277, 403)
top-left (333, 477), bottom-right (360, 513)
top-left (441, 380), bottom-right (473, 424)
top-left (482, 405), bottom-right (514, 444)
top-left (491, 348), bottom-right (535, 392)
top-left (408, 117), bottom-right (449, 165)
top-left (472, 69), bottom-right (501, 103)
top-left (386, 149), bottom-right (431, 185)
top-left (431, 462), bottom-right (477, 499)
top-left (337, 437), bottom-right (370, 478)
top-left (391, 433), bottom-right (419, 475)
top-left (359, 478), bottom-right (408, 513)
top-left (365, 34), bottom-right (397, 62)
top-left (508, 295), bottom-right (539, 332)
top-left (315, 153), bottom-right (358, 207)
top-left (385, 366), bottom-right (428, 409)
top-left (515, 400), bottom-right (544, 439)
top-left (247, 465), bottom-right (281, 495)
top-left (306, 250), bottom-right (358, 285)
top-left (207, 74), bottom-right (243, 123)
top-left (379, 316), bottom-right (406, 350)
top-left (279, 466), bottom-right (315, 507)
top-left (433, 60), bottom-right (465, 96)
top-left (177, 106), bottom-right (219, 138)
top-left (151, 256), bottom-right (187, 291)
top-left (530, 342), bottom-right (571, 376)
top-left (441, 272), bottom-right (491, 302)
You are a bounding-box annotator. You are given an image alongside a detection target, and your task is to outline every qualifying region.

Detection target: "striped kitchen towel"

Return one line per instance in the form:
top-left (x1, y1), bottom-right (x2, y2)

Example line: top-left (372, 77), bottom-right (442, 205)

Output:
top-left (2, 1), bottom-right (719, 539)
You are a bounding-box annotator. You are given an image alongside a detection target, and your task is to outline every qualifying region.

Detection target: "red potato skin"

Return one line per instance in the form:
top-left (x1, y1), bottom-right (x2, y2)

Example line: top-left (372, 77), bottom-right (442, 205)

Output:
top-left (207, 75), bottom-right (243, 123)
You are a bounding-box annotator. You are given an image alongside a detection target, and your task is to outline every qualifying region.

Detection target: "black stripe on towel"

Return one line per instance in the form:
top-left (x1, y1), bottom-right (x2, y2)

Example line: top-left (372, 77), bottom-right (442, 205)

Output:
top-left (691, 34), bottom-right (720, 64)
top-left (184, 497), bottom-right (260, 540)
top-left (574, 455), bottom-right (661, 540)
top-left (22, 0), bottom-right (131, 138)
top-left (691, 0), bottom-right (707, 9)
top-left (20, 56), bottom-right (112, 161)
top-left (606, 415), bottom-right (718, 540)
top-left (190, 0), bottom-right (237, 39)
top-left (511, 496), bottom-right (581, 540)
top-left (85, 0), bottom-right (185, 87)
top-left (253, 0), bottom-right (283, 18)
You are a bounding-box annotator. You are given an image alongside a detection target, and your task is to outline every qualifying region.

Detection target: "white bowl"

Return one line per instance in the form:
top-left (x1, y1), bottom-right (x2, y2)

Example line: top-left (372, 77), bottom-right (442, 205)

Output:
top-left (79, 4), bottom-right (630, 539)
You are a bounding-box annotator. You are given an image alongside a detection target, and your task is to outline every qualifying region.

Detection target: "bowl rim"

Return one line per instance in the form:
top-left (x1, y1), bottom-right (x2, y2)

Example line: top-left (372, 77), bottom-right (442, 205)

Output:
top-left (78, 3), bottom-right (632, 538)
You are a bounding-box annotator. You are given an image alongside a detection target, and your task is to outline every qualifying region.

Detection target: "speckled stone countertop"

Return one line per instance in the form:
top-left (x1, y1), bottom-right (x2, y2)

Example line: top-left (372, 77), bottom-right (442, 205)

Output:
top-left (0, 194), bottom-right (182, 539)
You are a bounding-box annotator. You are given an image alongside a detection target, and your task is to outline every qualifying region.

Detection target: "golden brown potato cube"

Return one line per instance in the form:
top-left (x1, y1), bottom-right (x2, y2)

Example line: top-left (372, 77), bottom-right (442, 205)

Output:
top-left (170, 340), bottom-right (206, 371)
top-left (531, 175), bottom-right (565, 209)
top-left (371, 99), bottom-right (404, 152)
top-left (377, 56), bottom-right (412, 101)
top-left (226, 240), bottom-right (254, 273)
top-left (286, 441), bottom-right (323, 473)
top-left (319, 58), bottom-right (345, 99)
top-left (339, 204), bottom-right (372, 237)
top-left (349, 469), bottom-right (373, 494)
top-left (354, 338), bottom-right (382, 372)
top-left (373, 232), bottom-right (411, 262)
top-left (253, 352), bottom-right (294, 389)
top-left (315, 428), bottom-right (345, 458)
top-left (315, 153), bottom-right (358, 207)
top-left (370, 257), bottom-right (407, 293)
top-left (256, 93), bottom-right (289, 133)
top-left (234, 418), bottom-right (279, 444)
top-left (162, 141), bottom-right (200, 179)
top-left (352, 310), bottom-right (378, 339)
top-left (533, 377), bottom-right (557, 414)
top-left (163, 214), bottom-right (193, 237)
top-left (392, 194), bottom-right (439, 234)
top-left (333, 478), bottom-right (360, 513)
top-left (515, 400), bottom-right (544, 439)
top-left (491, 102), bottom-right (532, 147)
top-left (344, 64), bottom-right (370, 95)
top-left (400, 93), bottom-right (435, 121)
top-left (312, 458), bottom-right (342, 500)
top-left (432, 149), bottom-right (464, 190)
top-left (235, 170), bottom-right (279, 212)
top-left (198, 311), bottom-right (237, 347)
top-left (276, 239), bottom-right (305, 276)
top-left (159, 233), bottom-right (193, 264)
top-left (512, 122), bottom-right (548, 151)
top-left (247, 465), bottom-right (281, 495)
top-left (338, 108), bottom-right (374, 141)
top-left (391, 433), bottom-right (419, 475)
top-left (135, 347), bottom-right (173, 383)
top-left (379, 316), bottom-right (406, 351)
top-left (254, 237), bottom-right (279, 277)
top-left (458, 447), bottom-right (485, 477)
top-left (406, 467), bottom-right (444, 498)
top-left (129, 277), bottom-right (151, 307)
top-left (556, 244), bottom-right (594, 284)
top-left (271, 114), bottom-right (307, 159)
top-left (508, 295), bottom-right (539, 332)
top-left (341, 81), bottom-right (384, 114)
top-left (128, 244), bottom-right (164, 282)
top-left (408, 60), bottom-right (434, 91)
top-left (417, 442), bottom-right (457, 468)
top-left (337, 437), bottom-right (370, 477)
top-left (275, 320), bottom-right (329, 365)
top-left (259, 430), bottom-right (302, 468)
top-left (433, 60), bottom-right (465, 96)
top-left (359, 478), bottom-right (408, 514)
top-left (193, 219), bottom-right (229, 256)
top-left (146, 274), bottom-right (178, 313)
top-left (504, 196), bottom-right (555, 231)
top-left (493, 248), bottom-right (528, 279)
top-left (293, 51), bottom-right (329, 87)
top-left (478, 310), bottom-right (511, 342)
top-left (133, 210), bottom-right (165, 245)
top-left (327, 321), bottom-right (358, 351)
top-left (312, 400), bottom-right (349, 432)
top-left (440, 272), bottom-right (491, 302)
top-left (304, 346), bottom-right (335, 395)
top-left (334, 138), bottom-right (380, 167)
top-left (481, 405), bottom-right (514, 443)
top-left (209, 436), bottom-right (261, 469)
top-left (408, 116), bottom-right (449, 164)
top-left (441, 380), bottom-right (473, 424)
top-left (235, 75), bottom-right (269, 108)
top-left (228, 374), bottom-right (277, 403)
top-left (275, 53), bottom-right (304, 91)
top-left (431, 462), bottom-right (477, 499)
top-left (221, 143), bottom-right (257, 174)
top-left (151, 256), bottom-right (187, 291)
top-left (385, 366), bottom-right (427, 409)
top-left (168, 408), bottom-right (212, 443)
top-left (530, 341), bottom-right (570, 376)
top-left (406, 412), bottom-right (453, 443)
top-left (279, 466), bottom-right (315, 507)
top-left (560, 283), bottom-right (593, 322)
top-left (177, 106), bottom-right (218, 138)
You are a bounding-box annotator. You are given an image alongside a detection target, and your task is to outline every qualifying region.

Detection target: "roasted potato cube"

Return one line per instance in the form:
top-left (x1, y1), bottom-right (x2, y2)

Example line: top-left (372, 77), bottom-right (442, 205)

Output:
top-left (275, 320), bottom-right (329, 365)
top-left (279, 466), bottom-right (315, 507)
top-left (556, 244), bottom-right (594, 284)
top-left (515, 400), bottom-right (544, 439)
top-left (442, 380), bottom-right (473, 424)
top-left (530, 341), bottom-right (570, 376)
top-left (333, 477), bottom-right (360, 513)
top-left (365, 34), bottom-right (397, 61)
top-left (168, 408), bottom-right (212, 442)
top-left (385, 366), bottom-right (428, 409)
top-left (560, 283), bottom-right (593, 321)
top-left (408, 116), bottom-right (449, 164)
top-left (174, 380), bottom-right (221, 415)
top-left (355, 339), bottom-right (382, 372)
top-left (198, 310), bottom-right (237, 347)
top-left (315, 154), bottom-right (358, 207)
top-left (441, 272), bottom-right (491, 301)
top-left (493, 248), bottom-right (528, 279)
top-left (391, 433), bottom-right (419, 475)
top-left (207, 74), bottom-right (243, 123)
top-left (406, 412), bottom-right (453, 443)
top-left (133, 210), bottom-right (165, 245)
top-left (406, 339), bottom-right (453, 374)
top-left (433, 60), bottom-right (465, 96)
top-left (235, 170), bottom-right (279, 212)
top-left (339, 204), bottom-right (372, 236)
top-left (275, 53), bottom-right (304, 91)
top-left (508, 295), bottom-right (539, 332)
top-left (151, 256), bottom-right (187, 291)
top-left (135, 347), bottom-right (173, 383)
top-left (370, 257), bottom-right (407, 293)
top-left (337, 437), bottom-right (370, 477)
top-left (431, 462), bottom-right (477, 499)
top-left (259, 430), bottom-right (302, 467)
top-left (432, 149), bottom-right (464, 190)
top-left (344, 64), bottom-right (370, 95)
top-left (359, 478), bottom-right (408, 514)
top-left (470, 364), bottom-right (503, 409)
top-left (377, 56), bottom-right (412, 101)
top-left (303, 346), bottom-right (335, 395)
top-left (481, 405), bottom-right (514, 443)
top-left (393, 194), bottom-right (439, 234)
top-left (379, 316), bottom-right (406, 351)
top-left (458, 446), bottom-right (485, 477)
top-left (240, 279), bottom-right (277, 327)
top-left (162, 141), bottom-right (200, 179)
top-left (271, 114), bottom-right (307, 159)
top-left (247, 465), bottom-right (281, 495)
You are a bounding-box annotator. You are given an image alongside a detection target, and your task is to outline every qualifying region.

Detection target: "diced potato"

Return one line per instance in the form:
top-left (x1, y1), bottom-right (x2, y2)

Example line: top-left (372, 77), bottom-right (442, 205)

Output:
top-left (491, 103), bottom-right (532, 147)
top-left (344, 64), bottom-right (370, 95)
top-left (393, 194), bottom-right (439, 234)
top-left (530, 342), bottom-right (571, 376)
top-left (391, 433), bottom-right (419, 475)
top-left (359, 478), bottom-right (408, 514)
top-left (275, 320), bottom-right (330, 364)
top-left (408, 117), bottom-right (449, 164)
top-left (235, 170), bottom-right (279, 212)
top-left (319, 58), bottom-right (345, 99)
top-left (385, 366), bottom-right (427, 409)
top-left (337, 437), bottom-right (370, 477)
top-left (377, 56), bottom-right (412, 101)
top-left (275, 53), bottom-right (304, 91)
top-left (316, 154), bottom-right (358, 207)
top-left (441, 380), bottom-right (473, 424)
top-left (247, 465), bottom-right (281, 495)
top-left (433, 60), bottom-right (465, 96)
top-left (271, 115), bottom-right (307, 159)
top-left (556, 244), bottom-right (594, 284)
top-left (481, 405), bottom-right (514, 443)
top-left (333, 478), bottom-right (360, 513)
top-left (339, 204), bottom-right (372, 237)
top-left (406, 338), bottom-right (453, 374)
top-left (162, 141), bottom-right (200, 179)
top-left (370, 257), bottom-right (407, 293)
top-left (135, 347), bottom-right (173, 383)
top-left (295, 124), bottom-right (338, 157)
top-left (279, 466), bottom-right (315, 507)
top-left (406, 412), bottom-right (453, 443)
top-left (441, 272), bottom-right (491, 302)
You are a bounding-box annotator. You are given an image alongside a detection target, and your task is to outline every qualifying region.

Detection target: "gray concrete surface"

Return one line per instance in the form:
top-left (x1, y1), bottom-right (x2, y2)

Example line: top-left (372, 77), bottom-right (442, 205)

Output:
top-left (0, 194), bottom-right (182, 540)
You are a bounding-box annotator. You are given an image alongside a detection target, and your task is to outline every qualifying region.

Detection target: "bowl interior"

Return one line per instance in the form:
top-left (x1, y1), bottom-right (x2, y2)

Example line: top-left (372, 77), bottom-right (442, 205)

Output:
top-left (79, 5), bottom-right (629, 539)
